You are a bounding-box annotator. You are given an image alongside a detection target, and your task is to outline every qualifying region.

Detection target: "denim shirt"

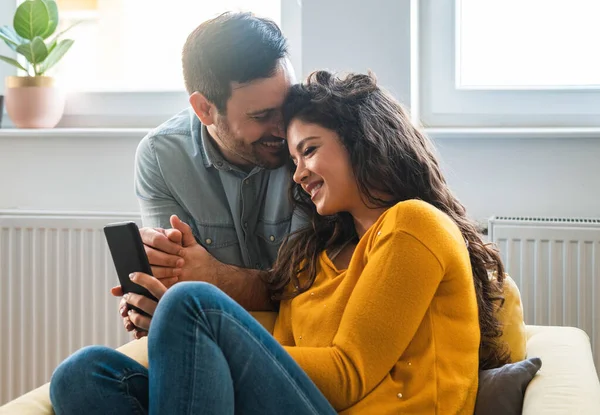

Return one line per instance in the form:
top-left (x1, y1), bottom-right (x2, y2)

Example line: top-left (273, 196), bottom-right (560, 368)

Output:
top-left (134, 108), bottom-right (304, 269)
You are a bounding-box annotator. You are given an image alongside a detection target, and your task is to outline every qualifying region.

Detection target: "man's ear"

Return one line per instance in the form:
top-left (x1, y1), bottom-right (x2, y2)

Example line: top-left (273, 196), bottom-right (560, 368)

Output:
top-left (189, 92), bottom-right (216, 125)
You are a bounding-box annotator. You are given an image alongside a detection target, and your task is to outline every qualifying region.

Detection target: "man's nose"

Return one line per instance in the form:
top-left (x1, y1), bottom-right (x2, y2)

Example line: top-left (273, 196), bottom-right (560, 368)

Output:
top-left (270, 114), bottom-right (285, 139)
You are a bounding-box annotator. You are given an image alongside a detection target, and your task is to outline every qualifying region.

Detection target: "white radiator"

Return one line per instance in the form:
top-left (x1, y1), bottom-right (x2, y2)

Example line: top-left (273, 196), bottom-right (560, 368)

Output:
top-left (489, 216), bottom-right (600, 372)
top-left (0, 211), bottom-right (141, 406)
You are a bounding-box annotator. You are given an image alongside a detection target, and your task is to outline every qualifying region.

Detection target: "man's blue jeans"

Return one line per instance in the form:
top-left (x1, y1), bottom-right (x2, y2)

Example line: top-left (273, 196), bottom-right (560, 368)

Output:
top-left (49, 282), bottom-right (337, 415)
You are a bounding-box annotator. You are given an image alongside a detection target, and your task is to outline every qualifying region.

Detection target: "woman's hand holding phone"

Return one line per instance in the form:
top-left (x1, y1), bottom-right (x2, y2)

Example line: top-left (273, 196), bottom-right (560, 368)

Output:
top-left (112, 272), bottom-right (168, 338)
top-left (109, 215), bottom-right (196, 339)
top-left (106, 220), bottom-right (184, 339)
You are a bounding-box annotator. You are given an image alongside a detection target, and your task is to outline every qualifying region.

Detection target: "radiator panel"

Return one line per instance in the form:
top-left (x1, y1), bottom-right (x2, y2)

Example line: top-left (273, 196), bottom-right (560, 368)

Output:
top-left (489, 217), bottom-right (600, 373)
top-left (0, 212), bottom-right (140, 405)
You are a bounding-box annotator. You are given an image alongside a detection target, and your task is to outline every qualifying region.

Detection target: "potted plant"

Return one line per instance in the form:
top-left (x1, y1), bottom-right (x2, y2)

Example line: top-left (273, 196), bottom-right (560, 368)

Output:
top-left (0, 0), bottom-right (74, 128)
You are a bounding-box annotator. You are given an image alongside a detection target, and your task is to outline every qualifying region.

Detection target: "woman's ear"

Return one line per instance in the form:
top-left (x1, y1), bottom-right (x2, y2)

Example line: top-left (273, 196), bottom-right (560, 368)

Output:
top-left (189, 92), bottom-right (216, 125)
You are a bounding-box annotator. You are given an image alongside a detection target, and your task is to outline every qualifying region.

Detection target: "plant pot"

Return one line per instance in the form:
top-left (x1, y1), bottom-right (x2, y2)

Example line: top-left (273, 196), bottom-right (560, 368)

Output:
top-left (5, 76), bottom-right (65, 129)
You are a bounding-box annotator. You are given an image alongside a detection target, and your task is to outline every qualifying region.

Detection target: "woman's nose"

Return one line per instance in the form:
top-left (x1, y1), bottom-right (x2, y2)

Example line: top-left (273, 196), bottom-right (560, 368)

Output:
top-left (293, 161), bottom-right (308, 184)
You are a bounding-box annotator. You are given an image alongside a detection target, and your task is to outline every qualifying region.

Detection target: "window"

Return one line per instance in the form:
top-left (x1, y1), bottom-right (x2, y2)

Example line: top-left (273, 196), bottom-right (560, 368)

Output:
top-left (2, 0), bottom-right (298, 127)
top-left (417, 0), bottom-right (600, 127)
top-left (457, 0), bottom-right (600, 89)
top-left (55, 0), bottom-right (281, 92)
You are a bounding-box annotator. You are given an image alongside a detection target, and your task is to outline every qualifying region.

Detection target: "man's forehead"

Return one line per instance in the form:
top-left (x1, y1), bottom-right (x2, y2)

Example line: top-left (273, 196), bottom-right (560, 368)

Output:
top-left (228, 62), bottom-right (293, 113)
top-left (229, 86), bottom-right (288, 116)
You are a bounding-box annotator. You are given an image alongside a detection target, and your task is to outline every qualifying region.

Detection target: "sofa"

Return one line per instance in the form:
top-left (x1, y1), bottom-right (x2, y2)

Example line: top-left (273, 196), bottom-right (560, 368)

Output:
top-left (1, 309), bottom-right (599, 415)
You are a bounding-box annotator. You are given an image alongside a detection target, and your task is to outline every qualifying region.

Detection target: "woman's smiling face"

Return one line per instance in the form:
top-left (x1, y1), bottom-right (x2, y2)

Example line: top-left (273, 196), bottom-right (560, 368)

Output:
top-left (287, 119), bottom-right (363, 216)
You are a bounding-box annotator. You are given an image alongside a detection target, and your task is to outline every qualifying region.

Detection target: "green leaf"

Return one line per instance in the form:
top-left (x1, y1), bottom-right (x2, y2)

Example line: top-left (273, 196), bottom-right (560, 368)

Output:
top-left (0, 26), bottom-right (25, 51)
top-left (0, 55), bottom-right (28, 72)
top-left (0, 32), bottom-right (19, 50)
top-left (38, 38), bottom-right (73, 74)
top-left (16, 36), bottom-right (48, 64)
top-left (41, 0), bottom-right (58, 39)
top-left (45, 20), bottom-right (78, 54)
top-left (14, 0), bottom-right (50, 40)
top-left (47, 37), bottom-right (57, 54)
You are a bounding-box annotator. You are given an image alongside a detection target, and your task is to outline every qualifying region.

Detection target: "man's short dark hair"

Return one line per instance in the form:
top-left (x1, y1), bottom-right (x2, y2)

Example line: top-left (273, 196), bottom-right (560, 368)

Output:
top-left (182, 12), bottom-right (288, 113)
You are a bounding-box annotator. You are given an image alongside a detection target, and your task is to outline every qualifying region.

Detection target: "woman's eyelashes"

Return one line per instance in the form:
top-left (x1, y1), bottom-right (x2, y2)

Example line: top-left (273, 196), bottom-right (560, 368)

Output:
top-left (290, 146), bottom-right (317, 166)
top-left (302, 146), bottom-right (316, 157)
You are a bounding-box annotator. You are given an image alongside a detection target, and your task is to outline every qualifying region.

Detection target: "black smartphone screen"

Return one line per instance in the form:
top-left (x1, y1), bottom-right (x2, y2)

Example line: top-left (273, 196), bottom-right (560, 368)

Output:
top-left (103, 221), bottom-right (158, 303)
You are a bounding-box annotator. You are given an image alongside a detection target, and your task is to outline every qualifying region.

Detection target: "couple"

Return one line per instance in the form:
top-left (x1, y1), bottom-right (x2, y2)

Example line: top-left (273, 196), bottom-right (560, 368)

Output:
top-left (49, 12), bottom-right (509, 415)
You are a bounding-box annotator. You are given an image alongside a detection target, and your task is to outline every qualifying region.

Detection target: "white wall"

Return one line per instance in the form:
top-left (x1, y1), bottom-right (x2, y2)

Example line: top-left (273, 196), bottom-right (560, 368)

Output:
top-left (1, 0), bottom-right (599, 222)
top-left (0, 132), bottom-right (141, 212)
top-left (301, 0), bottom-right (411, 102)
top-left (434, 136), bottom-right (600, 221)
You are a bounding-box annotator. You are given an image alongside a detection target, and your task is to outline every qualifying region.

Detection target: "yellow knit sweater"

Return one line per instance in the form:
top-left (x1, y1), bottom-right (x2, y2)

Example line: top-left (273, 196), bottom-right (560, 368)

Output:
top-left (273, 200), bottom-right (480, 414)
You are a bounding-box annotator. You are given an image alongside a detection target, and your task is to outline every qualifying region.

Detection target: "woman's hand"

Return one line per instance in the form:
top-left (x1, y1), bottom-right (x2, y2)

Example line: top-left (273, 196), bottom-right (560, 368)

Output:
top-left (121, 272), bottom-right (169, 339)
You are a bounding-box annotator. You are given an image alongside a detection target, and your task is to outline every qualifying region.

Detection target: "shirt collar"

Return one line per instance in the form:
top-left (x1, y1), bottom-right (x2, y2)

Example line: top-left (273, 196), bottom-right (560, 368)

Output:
top-left (195, 113), bottom-right (264, 176)
top-left (197, 120), bottom-right (230, 171)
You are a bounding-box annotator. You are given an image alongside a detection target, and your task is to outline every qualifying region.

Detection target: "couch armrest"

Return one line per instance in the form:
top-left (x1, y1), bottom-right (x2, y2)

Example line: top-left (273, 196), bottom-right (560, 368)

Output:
top-left (0, 383), bottom-right (52, 415)
top-left (523, 325), bottom-right (600, 415)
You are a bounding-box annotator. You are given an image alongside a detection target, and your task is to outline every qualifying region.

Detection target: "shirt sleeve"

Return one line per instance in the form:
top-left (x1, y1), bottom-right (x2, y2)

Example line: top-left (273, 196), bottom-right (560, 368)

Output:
top-left (134, 134), bottom-right (191, 229)
top-left (283, 227), bottom-right (445, 411)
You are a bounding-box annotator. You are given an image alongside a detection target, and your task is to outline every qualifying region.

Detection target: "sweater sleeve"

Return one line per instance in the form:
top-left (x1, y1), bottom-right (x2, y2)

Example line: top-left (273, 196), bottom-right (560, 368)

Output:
top-left (283, 226), bottom-right (445, 411)
top-left (273, 299), bottom-right (295, 346)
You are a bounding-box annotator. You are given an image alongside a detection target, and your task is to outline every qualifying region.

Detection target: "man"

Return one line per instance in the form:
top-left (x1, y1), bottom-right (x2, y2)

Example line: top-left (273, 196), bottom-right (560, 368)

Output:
top-left (114, 12), bottom-right (300, 337)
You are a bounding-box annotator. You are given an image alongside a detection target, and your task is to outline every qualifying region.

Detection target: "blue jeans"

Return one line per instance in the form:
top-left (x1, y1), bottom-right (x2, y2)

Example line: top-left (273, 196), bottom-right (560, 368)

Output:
top-left (50, 282), bottom-right (337, 415)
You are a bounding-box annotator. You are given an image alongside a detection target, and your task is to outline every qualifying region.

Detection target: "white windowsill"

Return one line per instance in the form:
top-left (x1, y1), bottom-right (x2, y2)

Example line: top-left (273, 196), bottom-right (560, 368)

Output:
top-left (427, 127), bottom-right (600, 139)
top-left (0, 128), bottom-right (150, 139)
top-left (1, 127), bottom-right (600, 140)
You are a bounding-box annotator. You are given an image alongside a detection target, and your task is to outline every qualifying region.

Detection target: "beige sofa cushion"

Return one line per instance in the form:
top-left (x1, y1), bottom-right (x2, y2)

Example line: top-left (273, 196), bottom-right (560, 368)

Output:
top-left (523, 325), bottom-right (600, 415)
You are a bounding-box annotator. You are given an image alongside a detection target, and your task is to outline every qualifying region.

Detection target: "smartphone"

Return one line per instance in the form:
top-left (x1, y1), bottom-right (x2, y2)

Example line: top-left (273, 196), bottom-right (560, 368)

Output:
top-left (103, 221), bottom-right (158, 317)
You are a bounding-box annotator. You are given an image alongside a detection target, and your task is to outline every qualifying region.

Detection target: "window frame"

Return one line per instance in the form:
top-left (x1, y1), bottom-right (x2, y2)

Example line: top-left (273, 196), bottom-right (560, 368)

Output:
top-left (1, 0), bottom-right (301, 128)
top-left (416, 0), bottom-right (600, 128)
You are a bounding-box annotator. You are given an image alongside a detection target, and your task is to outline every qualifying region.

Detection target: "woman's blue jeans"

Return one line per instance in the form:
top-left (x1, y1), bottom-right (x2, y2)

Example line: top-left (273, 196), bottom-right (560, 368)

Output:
top-left (49, 282), bottom-right (337, 415)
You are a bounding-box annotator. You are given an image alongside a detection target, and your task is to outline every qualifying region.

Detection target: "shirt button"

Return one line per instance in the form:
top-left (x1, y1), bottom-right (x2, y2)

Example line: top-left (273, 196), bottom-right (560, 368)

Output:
top-left (205, 238), bottom-right (212, 245)
top-left (269, 235), bottom-right (275, 241)
top-left (244, 179), bottom-right (250, 185)
top-left (310, 292), bottom-right (314, 296)
top-left (243, 222), bottom-right (248, 228)
top-left (299, 336), bottom-right (302, 340)
top-left (397, 393), bottom-right (403, 399)
top-left (216, 161), bottom-right (223, 167)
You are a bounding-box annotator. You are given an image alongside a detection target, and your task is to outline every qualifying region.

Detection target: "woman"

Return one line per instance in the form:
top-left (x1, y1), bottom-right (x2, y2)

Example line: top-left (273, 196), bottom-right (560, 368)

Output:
top-left (50, 71), bottom-right (508, 414)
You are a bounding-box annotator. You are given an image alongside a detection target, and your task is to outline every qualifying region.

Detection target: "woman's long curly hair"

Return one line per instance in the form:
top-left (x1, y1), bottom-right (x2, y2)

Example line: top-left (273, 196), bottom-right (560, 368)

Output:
top-left (267, 70), bottom-right (509, 370)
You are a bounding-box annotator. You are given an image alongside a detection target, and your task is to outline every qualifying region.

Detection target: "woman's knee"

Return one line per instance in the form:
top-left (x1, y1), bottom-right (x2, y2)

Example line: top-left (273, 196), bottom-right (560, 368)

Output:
top-left (50, 346), bottom-right (113, 406)
top-left (158, 281), bottom-right (225, 316)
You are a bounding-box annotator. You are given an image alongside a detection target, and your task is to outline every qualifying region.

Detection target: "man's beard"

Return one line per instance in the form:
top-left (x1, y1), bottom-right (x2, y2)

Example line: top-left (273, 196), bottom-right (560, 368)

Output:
top-left (217, 119), bottom-right (287, 170)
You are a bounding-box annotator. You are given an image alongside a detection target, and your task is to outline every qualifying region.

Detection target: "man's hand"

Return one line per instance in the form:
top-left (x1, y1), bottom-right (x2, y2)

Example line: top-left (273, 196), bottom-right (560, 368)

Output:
top-left (169, 215), bottom-right (219, 284)
top-left (140, 225), bottom-right (185, 281)
top-left (111, 273), bottom-right (170, 339)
